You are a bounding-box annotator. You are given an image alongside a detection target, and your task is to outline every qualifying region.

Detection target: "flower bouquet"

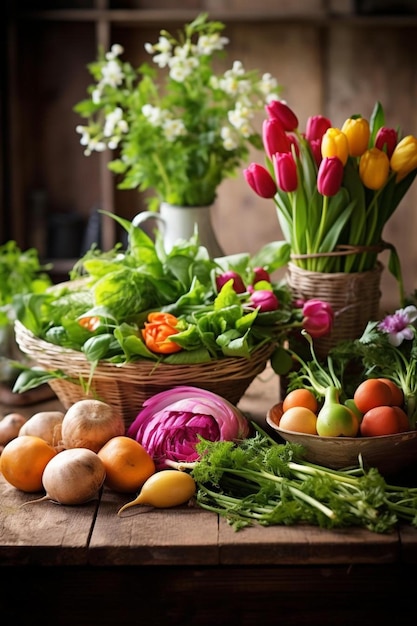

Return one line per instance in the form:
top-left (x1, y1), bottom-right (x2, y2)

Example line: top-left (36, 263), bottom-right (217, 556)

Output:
top-left (74, 13), bottom-right (281, 210)
top-left (12, 215), bottom-right (333, 426)
top-left (244, 100), bottom-right (417, 352)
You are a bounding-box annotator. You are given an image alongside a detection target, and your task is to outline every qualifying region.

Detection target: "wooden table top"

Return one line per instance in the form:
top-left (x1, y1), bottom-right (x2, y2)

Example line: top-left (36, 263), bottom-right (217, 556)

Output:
top-left (1, 365), bottom-right (417, 569)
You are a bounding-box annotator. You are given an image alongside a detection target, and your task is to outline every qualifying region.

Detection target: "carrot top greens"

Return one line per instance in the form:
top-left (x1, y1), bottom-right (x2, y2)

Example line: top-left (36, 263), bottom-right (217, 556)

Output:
top-left (189, 424), bottom-right (417, 532)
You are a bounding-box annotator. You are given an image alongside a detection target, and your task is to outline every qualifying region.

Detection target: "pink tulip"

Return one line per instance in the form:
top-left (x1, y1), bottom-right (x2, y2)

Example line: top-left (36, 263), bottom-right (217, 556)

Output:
top-left (265, 100), bottom-right (299, 132)
top-left (375, 127), bottom-right (398, 159)
top-left (305, 115), bottom-right (332, 142)
top-left (273, 152), bottom-right (298, 192)
top-left (262, 118), bottom-right (291, 159)
top-left (308, 138), bottom-right (323, 167)
top-left (302, 299), bottom-right (334, 338)
top-left (317, 156), bottom-right (344, 196)
top-left (244, 163), bottom-right (277, 199)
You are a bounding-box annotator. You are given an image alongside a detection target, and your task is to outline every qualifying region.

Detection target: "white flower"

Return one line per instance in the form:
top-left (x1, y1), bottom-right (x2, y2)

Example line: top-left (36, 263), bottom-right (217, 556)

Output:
top-left (75, 125), bottom-right (90, 146)
top-left (108, 137), bottom-right (121, 150)
top-left (142, 104), bottom-right (166, 126)
top-left (106, 44), bottom-right (124, 60)
top-left (230, 60), bottom-right (245, 76)
top-left (221, 126), bottom-right (239, 151)
top-left (92, 88), bottom-right (102, 104)
top-left (169, 56), bottom-right (198, 82)
top-left (228, 102), bottom-right (254, 136)
top-left (104, 107), bottom-right (124, 137)
top-left (196, 33), bottom-right (229, 56)
top-left (259, 72), bottom-right (279, 96)
top-left (101, 59), bottom-right (124, 88)
top-left (163, 118), bottom-right (187, 141)
top-left (147, 36), bottom-right (173, 68)
top-left (75, 15), bottom-right (281, 207)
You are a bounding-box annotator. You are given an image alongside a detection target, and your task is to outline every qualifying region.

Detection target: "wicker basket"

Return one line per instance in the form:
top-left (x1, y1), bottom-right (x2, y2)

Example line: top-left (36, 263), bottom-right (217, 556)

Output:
top-left (286, 261), bottom-right (383, 356)
top-left (15, 321), bottom-right (274, 428)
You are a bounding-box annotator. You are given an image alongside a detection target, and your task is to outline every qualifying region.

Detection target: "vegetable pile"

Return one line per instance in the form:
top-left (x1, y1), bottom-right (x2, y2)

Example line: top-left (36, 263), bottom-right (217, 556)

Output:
top-left (187, 425), bottom-right (417, 533)
top-left (12, 214), bottom-right (299, 394)
top-left (278, 304), bottom-right (417, 437)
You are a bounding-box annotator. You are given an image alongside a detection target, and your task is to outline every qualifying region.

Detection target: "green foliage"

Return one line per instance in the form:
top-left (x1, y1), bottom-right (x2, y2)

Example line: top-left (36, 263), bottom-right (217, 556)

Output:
top-left (12, 216), bottom-right (301, 393)
top-left (74, 13), bottom-right (281, 208)
top-left (191, 425), bottom-right (417, 532)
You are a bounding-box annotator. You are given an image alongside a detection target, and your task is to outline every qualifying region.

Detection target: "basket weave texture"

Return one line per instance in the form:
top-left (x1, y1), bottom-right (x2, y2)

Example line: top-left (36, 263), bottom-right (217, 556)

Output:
top-left (286, 261), bottom-right (383, 356)
top-left (15, 321), bottom-right (274, 428)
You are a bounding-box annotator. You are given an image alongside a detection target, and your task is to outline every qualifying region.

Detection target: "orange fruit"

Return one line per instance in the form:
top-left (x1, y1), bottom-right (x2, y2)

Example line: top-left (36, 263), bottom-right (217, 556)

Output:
top-left (377, 378), bottom-right (404, 407)
top-left (0, 435), bottom-right (57, 492)
top-left (360, 405), bottom-right (409, 437)
top-left (97, 436), bottom-right (156, 493)
top-left (279, 406), bottom-right (318, 435)
top-left (353, 378), bottom-right (393, 414)
top-left (282, 388), bottom-right (318, 414)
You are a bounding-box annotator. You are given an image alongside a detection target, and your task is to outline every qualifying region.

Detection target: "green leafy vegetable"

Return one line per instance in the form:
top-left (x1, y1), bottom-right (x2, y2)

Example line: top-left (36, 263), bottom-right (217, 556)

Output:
top-left (12, 214), bottom-right (300, 394)
top-left (188, 425), bottom-right (417, 532)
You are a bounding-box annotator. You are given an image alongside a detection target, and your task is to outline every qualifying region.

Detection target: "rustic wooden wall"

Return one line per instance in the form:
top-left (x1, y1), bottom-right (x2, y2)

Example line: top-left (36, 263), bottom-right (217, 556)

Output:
top-left (4, 1), bottom-right (417, 312)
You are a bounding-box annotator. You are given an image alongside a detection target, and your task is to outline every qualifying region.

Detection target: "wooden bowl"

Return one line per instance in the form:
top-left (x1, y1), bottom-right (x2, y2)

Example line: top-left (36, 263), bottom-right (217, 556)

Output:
top-left (266, 403), bottom-right (417, 476)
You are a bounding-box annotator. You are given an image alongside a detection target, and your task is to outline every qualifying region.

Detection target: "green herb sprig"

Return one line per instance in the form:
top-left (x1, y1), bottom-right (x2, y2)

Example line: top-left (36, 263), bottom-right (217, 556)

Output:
top-left (185, 425), bottom-right (417, 533)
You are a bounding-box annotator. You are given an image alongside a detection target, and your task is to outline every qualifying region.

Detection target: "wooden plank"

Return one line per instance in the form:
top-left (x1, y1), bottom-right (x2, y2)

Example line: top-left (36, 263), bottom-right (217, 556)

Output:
top-left (398, 524), bottom-right (417, 564)
top-left (2, 563), bottom-right (416, 626)
top-left (88, 487), bottom-right (220, 565)
top-left (219, 518), bottom-right (400, 565)
top-left (0, 473), bottom-right (96, 565)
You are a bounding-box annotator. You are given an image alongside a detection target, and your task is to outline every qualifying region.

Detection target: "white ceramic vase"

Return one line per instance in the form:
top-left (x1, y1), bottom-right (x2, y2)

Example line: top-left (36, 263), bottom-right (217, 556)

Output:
top-left (132, 202), bottom-right (224, 258)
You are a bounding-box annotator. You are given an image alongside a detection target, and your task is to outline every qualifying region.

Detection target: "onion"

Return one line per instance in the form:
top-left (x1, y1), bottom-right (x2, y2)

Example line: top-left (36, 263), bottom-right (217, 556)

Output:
top-left (61, 399), bottom-right (125, 452)
top-left (19, 411), bottom-right (64, 448)
top-left (26, 448), bottom-right (106, 506)
top-left (0, 413), bottom-right (27, 448)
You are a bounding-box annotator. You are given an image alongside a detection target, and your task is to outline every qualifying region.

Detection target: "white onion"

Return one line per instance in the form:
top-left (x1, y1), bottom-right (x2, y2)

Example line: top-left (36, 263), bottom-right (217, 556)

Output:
top-left (19, 411), bottom-right (64, 448)
top-left (61, 399), bottom-right (125, 452)
top-left (41, 448), bottom-right (106, 505)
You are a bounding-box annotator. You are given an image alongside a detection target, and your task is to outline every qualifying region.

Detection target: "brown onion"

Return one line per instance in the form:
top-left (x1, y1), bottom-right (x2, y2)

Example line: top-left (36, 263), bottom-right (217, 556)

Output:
top-left (19, 411), bottom-right (64, 448)
top-left (61, 399), bottom-right (125, 452)
top-left (0, 412), bottom-right (27, 447)
top-left (41, 448), bottom-right (106, 505)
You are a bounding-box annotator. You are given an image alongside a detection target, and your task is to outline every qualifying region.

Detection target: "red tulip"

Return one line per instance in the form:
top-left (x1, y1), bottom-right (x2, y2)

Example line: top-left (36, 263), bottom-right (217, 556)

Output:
top-left (244, 163), bottom-right (277, 199)
top-left (273, 152), bottom-right (298, 192)
top-left (305, 115), bottom-right (332, 142)
top-left (375, 127), bottom-right (398, 159)
top-left (265, 100), bottom-right (298, 132)
top-left (308, 138), bottom-right (323, 167)
top-left (262, 118), bottom-right (291, 159)
top-left (317, 156), bottom-right (344, 196)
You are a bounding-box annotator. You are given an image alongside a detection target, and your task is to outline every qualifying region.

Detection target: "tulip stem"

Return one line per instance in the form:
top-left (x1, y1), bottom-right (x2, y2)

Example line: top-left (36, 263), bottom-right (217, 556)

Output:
top-left (312, 195), bottom-right (329, 271)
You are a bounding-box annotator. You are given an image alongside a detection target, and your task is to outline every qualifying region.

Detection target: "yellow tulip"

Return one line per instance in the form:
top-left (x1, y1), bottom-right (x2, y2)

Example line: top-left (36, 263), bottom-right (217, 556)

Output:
top-left (359, 148), bottom-right (390, 190)
top-left (321, 128), bottom-right (349, 165)
top-left (390, 135), bottom-right (417, 181)
top-left (341, 117), bottom-right (370, 157)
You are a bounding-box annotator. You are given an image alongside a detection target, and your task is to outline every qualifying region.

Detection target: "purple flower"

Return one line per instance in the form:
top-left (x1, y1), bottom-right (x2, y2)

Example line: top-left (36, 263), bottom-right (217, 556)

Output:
top-left (127, 386), bottom-right (250, 469)
top-left (378, 305), bottom-right (417, 346)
